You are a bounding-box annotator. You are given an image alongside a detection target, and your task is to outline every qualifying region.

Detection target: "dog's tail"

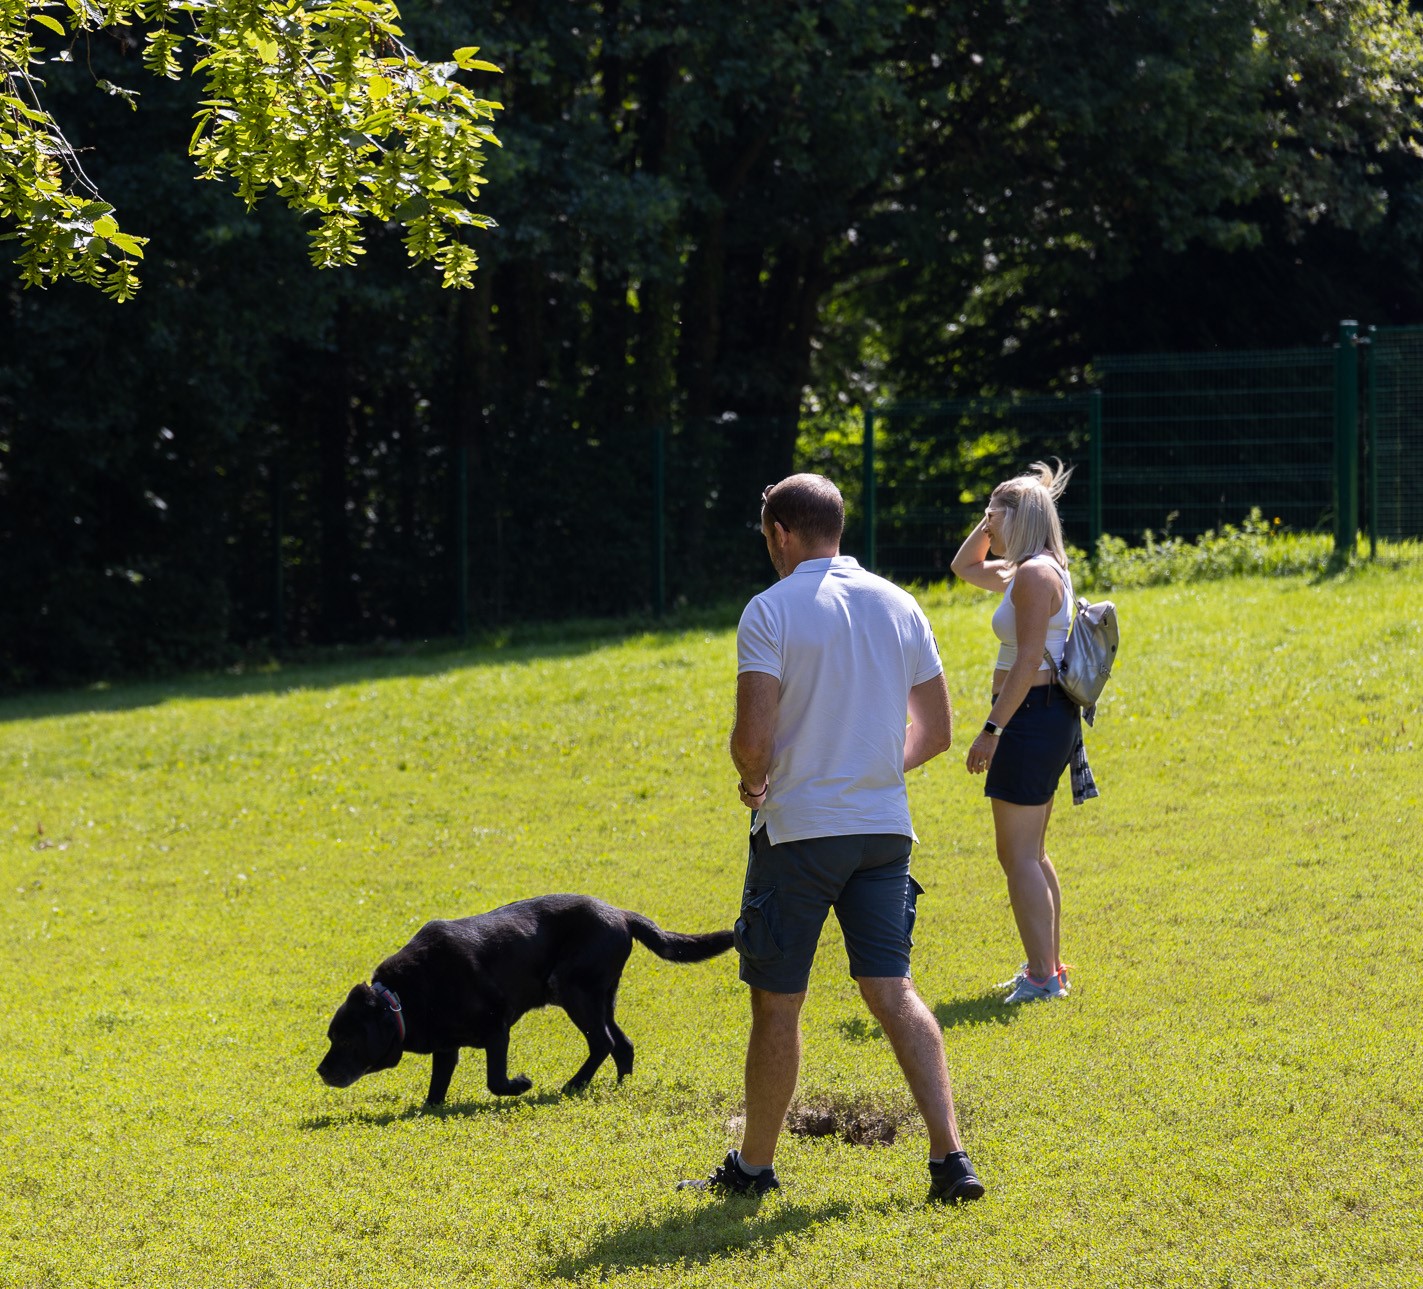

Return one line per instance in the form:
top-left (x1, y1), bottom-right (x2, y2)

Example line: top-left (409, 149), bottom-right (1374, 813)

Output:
top-left (625, 912), bottom-right (734, 963)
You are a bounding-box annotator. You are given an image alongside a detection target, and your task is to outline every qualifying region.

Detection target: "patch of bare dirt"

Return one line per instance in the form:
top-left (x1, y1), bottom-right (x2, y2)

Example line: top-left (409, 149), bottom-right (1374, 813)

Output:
top-left (785, 1099), bottom-right (900, 1146)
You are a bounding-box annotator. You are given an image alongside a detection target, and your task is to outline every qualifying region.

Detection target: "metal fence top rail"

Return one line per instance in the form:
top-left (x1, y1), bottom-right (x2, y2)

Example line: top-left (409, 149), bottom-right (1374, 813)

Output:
top-left (1098, 414), bottom-right (1334, 430)
top-left (1100, 387), bottom-right (1334, 407)
top-left (1094, 348), bottom-right (1334, 373)
top-left (873, 392), bottom-right (1094, 416)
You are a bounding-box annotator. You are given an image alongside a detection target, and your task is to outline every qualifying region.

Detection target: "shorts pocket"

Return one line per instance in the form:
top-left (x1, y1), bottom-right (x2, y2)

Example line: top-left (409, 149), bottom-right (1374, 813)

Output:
top-left (734, 887), bottom-right (783, 966)
top-left (904, 876), bottom-right (926, 948)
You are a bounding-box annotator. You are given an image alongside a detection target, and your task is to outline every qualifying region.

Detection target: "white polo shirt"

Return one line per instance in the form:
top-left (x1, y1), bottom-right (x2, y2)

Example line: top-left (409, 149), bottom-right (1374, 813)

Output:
top-left (736, 556), bottom-right (943, 845)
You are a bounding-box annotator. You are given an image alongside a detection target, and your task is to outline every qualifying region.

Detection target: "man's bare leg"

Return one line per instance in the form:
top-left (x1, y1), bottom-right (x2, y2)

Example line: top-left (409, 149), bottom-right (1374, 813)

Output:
top-left (738, 987), bottom-right (806, 1167)
top-left (857, 976), bottom-right (963, 1158)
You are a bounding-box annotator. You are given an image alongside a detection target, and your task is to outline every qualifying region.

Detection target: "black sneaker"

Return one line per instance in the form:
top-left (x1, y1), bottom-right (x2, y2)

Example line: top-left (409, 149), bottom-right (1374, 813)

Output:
top-left (928, 1152), bottom-right (985, 1204)
top-left (677, 1150), bottom-right (780, 1196)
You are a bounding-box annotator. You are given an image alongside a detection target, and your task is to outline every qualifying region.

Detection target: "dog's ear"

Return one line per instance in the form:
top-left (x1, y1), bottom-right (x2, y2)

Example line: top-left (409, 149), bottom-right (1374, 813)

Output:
top-left (363, 983), bottom-right (404, 1071)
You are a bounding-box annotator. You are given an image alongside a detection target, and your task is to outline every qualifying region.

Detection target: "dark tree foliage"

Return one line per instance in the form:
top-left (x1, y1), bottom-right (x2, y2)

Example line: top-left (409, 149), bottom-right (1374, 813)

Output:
top-left (847, 0), bottom-right (1423, 399)
top-left (3, 0), bottom-right (1422, 686)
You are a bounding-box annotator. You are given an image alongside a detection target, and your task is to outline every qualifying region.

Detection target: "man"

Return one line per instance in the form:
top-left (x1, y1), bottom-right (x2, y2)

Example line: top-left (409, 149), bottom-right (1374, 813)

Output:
top-left (679, 473), bottom-right (983, 1204)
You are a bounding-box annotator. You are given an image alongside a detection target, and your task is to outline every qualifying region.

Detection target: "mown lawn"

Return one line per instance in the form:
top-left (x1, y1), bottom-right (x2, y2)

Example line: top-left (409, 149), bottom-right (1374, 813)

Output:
top-left (3, 561), bottom-right (1421, 1288)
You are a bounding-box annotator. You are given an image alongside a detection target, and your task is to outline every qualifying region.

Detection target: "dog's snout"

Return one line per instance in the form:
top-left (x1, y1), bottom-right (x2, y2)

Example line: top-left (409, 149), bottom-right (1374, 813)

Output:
top-left (318, 1050), bottom-right (364, 1088)
top-left (317, 1055), bottom-right (346, 1087)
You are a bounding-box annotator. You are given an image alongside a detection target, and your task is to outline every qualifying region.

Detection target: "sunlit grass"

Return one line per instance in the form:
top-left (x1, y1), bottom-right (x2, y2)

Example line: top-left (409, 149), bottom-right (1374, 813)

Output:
top-left (3, 558), bottom-right (1421, 1287)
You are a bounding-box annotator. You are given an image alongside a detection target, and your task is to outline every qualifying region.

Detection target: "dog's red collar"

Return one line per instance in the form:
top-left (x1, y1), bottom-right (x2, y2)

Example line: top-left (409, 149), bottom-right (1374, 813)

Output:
top-left (372, 981), bottom-right (405, 1046)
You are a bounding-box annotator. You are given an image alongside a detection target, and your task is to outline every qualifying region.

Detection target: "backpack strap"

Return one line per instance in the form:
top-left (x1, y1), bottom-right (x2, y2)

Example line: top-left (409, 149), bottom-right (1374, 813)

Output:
top-left (1042, 560), bottom-right (1073, 677)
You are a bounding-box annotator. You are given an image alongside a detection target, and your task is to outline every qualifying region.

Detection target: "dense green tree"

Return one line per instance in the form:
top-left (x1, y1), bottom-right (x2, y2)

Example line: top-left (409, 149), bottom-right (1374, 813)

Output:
top-left (6, 0), bottom-right (1423, 687)
top-left (1, 0), bottom-right (501, 295)
top-left (838, 0), bottom-right (1423, 399)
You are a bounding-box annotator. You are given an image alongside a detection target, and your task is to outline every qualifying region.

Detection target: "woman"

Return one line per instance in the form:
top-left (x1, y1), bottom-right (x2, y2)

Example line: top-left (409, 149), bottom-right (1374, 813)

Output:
top-left (950, 460), bottom-right (1079, 1003)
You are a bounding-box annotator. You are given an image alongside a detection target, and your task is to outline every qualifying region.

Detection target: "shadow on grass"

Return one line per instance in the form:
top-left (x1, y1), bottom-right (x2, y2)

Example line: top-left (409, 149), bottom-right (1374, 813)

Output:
top-left (836, 992), bottom-right (1015, 1039)
top-left (836, 990), bottom-right (1018, 1041)
top-left (548, 1196), bottom-right (870, 1280)
top-left (837, 1016), bottom-right (884, 1042)
top-left (0, 601), bottom-right (749, 723)
top-left (298, 1090), bottom-right (564, 1130)
top-left (931, 991), bottom-right (1016, 1030)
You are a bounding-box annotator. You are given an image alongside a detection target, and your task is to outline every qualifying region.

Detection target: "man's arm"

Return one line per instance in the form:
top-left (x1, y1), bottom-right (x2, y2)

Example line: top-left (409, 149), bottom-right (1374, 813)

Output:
top-left (904, 673), bottom-right (953, 773)
top-left (730, 670), bottom-right (780, 801)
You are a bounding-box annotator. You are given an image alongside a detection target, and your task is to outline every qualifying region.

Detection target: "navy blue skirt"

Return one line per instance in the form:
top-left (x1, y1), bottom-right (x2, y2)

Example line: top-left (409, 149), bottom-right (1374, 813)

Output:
top-left (984, 684), bottom-right (1081, 806)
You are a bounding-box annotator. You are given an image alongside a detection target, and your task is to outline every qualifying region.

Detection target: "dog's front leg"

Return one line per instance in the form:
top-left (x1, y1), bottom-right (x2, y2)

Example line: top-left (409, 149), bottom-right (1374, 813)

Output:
top-left (484, 1028), bottom-right (533, 1096)
top-left (426, 1049), bottom-right (460, 1106)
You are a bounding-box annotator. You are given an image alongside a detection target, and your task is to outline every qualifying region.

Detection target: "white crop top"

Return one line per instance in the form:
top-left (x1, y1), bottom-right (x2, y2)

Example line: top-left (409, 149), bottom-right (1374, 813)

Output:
top-left (990, 557), bottom-right (1073, 672)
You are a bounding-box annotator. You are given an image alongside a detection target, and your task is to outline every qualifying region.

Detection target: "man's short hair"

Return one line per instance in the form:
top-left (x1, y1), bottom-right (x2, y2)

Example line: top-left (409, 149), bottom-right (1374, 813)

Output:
top-left (763, 474), bottom-right (845, 547)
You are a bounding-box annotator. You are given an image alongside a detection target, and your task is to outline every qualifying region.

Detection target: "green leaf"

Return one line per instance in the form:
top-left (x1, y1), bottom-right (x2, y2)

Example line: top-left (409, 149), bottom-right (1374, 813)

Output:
top-left (246, 33), bottom-right (280, 63)
top-left (1, 94), bottom-right (51, 124)
top-left (95, 81), bottom-right (142, 110)
top-left (108, 233), bottom-right (146, 259)
top-left (93, 215), bottom-right (119, 238)
top-left (34, 14), bottom-right (67, 34)
top-left (360, 110), bottom-right (397, 134)
top-left (453, 48), bottom-right (502, 72)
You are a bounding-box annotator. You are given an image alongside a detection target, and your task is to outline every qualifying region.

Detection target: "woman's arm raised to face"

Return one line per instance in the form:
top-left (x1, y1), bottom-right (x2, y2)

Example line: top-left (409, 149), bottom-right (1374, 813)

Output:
top-left (950, 518), bottom-right (1012, 592)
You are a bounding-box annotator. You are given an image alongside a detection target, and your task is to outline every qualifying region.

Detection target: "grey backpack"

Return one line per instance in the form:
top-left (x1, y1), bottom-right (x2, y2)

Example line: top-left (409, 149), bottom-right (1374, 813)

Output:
top-left (1045, 596), bottom-right (1119, 725)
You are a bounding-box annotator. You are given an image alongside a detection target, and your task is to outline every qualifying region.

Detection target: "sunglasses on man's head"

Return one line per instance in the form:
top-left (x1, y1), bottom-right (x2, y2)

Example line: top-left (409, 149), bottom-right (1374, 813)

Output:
top-left (761, 487), bottom-right (790, 533)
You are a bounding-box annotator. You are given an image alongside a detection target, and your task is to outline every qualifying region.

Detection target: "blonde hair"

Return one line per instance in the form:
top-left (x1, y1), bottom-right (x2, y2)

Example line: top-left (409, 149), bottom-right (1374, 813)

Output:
top-left (993, 459), bottom-right (1073, 569)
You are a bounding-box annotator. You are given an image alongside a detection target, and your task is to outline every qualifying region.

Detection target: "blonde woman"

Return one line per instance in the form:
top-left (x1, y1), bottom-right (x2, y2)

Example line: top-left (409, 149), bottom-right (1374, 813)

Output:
top-left (950, 461), bottom-right (1078, 1003)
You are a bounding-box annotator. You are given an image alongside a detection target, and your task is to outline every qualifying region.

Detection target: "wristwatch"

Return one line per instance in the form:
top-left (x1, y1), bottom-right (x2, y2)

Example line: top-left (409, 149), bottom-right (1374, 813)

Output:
top-left (983, 720), bottom-right (1004, 737)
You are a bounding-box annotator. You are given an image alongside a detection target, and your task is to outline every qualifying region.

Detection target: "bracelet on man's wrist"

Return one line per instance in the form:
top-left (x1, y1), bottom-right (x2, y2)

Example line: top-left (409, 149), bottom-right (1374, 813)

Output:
top-left (739, 780), bottom-right (767, 797)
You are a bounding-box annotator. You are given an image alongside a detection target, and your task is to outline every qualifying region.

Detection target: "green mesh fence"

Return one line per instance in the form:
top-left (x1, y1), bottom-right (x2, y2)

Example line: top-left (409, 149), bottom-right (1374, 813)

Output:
top-left (1367, 327), bottom-right (1423, 542)
top-left (653, 413), bottom-right (808, 611)
top-left (1093, 347), bottom-right (1338, 539)
top-left (863, 343), bottom-right (1357, 576)
top-left (644, 328), bottom-right (1409, 619)
top-left (866, 395), bottom-right (1094, 584)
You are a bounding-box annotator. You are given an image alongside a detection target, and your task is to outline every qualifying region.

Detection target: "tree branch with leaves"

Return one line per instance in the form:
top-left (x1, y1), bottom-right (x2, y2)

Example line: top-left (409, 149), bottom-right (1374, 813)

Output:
top-left (1, 0), bottom-right (501, 298)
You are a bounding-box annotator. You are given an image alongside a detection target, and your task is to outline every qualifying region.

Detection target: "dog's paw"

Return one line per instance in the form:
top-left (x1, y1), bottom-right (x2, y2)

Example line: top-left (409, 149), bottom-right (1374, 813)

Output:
top-left (493, 1075), bottom-right (533, 1096)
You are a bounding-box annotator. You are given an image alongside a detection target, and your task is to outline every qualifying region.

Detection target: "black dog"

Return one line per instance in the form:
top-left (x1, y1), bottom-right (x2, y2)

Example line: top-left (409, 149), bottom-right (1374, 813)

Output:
top-left (317, 894), bottom-right (733, 1105)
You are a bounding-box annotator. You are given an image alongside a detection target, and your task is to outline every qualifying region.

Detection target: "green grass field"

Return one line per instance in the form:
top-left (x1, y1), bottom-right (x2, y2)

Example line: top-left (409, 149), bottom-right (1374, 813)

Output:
top-left (4, 561), bottom-right (1422, 1288)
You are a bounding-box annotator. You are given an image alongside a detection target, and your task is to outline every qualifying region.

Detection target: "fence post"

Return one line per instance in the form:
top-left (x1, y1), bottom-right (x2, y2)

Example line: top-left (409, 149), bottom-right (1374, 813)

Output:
top-left (1364, 327), bottom-right (1378, 560)
top-left (271, 455), bottom-right (285, 650)
top-left (455, 435), bottom-right (469, 640)
top-left (652, 423), bottom-right (666, 617)
top-left (1333, 319), bottom-right (1359, 558)
top-left (862, 406), bottom-right (877, 571)
top-left (1088, 390), bottom-right (1103, 552)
